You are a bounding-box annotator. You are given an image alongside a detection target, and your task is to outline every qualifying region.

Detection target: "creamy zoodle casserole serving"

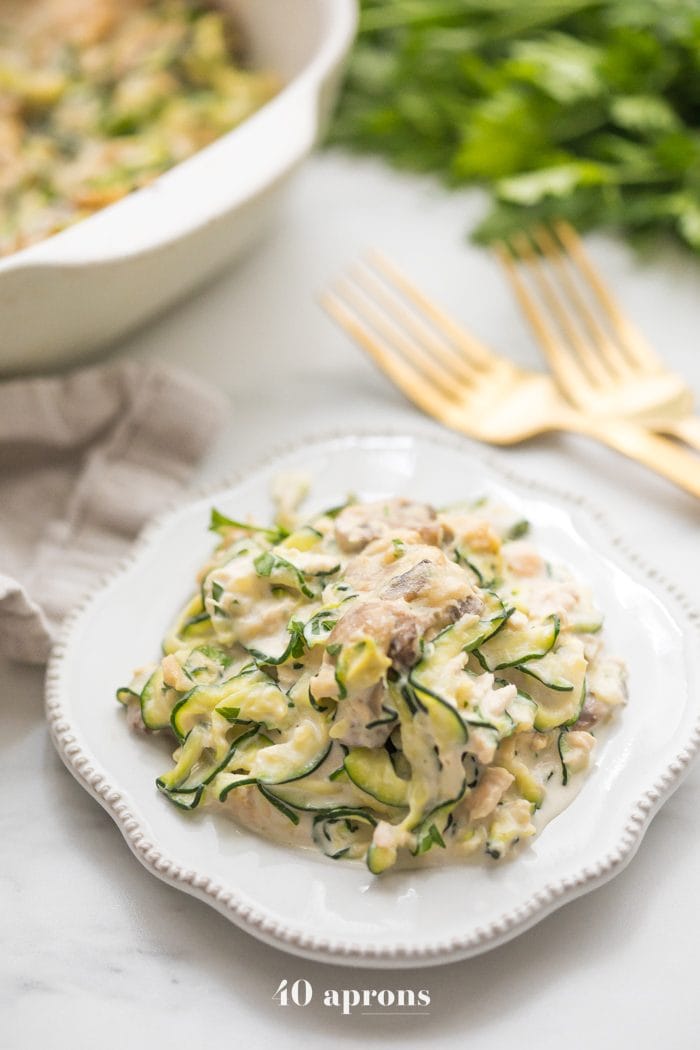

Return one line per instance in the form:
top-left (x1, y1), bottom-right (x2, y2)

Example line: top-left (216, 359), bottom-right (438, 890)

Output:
top-left (0, 0), bottom-right (277, 257)
top-left (119, 488), bottom-right (627, 874)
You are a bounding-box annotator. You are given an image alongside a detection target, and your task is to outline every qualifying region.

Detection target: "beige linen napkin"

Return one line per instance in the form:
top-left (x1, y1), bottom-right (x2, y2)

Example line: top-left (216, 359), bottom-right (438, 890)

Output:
top-left (0, 361), bottom-right (228, 663)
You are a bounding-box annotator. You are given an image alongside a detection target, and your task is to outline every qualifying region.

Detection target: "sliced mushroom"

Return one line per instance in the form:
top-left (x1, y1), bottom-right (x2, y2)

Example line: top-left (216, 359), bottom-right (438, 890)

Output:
top-left (334, 498), bottom-right (441, 553)
top-left (330, 683), bottom-right (395, 748)
top-left (446, 593), bottom-right (484, 623)
top-left (387, 617), bottom-right (421, 672)
top-left (329, 599), bottom-right (422, 673)
top-left (380, 559), bottom-right (432, 601)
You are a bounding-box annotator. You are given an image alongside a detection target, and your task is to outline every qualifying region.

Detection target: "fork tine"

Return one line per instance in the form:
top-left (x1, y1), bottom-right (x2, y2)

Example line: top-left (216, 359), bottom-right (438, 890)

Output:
top-left (350, 259), bottom-right (478, 387)
top-left (367, 250), bottom-right (495, 369)
top-left (529, 224), bottom-right (630, 383)
top-left (493, 239), bottom-right (590, 402)
top-left (553, 221), bottom-right (661, 372)
top-left (319, 287), bottom-right (462, 423)
top-left (330, 274), bottom-right (463, 400)
top-left (506, 231), bottom-right (614, 393)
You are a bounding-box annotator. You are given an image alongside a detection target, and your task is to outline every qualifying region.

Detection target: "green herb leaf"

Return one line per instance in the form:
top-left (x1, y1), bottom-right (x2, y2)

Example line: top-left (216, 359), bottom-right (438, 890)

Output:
top-left (217, 706), bottom-right (241, 722)
top-left (505, 519), bottom-right (530, 540)
top-left (253, 552), bottom-right (316, 599)
top-left (288, 619), bottom-right (308, 660)
top-left (329, 0), bottom-right (700, 254)
top-left (209, 507), bottom-right (287, 541)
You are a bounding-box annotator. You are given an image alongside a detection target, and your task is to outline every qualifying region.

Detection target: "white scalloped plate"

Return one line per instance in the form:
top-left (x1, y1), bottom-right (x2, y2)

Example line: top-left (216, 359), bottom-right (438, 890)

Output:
top-left (46, 432), bottom-right (700, 967)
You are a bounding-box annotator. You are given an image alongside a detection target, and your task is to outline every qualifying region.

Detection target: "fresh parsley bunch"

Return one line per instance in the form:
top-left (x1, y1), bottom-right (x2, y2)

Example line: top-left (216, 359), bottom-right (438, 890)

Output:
top-left (330, 0), bottom-right (700, 251)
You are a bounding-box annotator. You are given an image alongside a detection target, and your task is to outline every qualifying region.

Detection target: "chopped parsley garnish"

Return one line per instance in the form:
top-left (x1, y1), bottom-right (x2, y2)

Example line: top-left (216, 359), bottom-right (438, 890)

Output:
top-left (210, 508), bottom-right (288, 543)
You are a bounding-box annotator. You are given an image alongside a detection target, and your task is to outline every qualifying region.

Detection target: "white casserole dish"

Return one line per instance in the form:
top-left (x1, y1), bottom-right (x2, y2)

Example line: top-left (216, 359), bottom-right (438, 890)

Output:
top-left (0, 0), bottom-right (357, 374)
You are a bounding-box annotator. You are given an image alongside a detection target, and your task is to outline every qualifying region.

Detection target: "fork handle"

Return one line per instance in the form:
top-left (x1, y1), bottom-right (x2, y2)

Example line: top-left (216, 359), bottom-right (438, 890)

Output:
top-left (572, 417), bottom-right (700, 498)
top-left (654, 415), bottom-right (700, 454)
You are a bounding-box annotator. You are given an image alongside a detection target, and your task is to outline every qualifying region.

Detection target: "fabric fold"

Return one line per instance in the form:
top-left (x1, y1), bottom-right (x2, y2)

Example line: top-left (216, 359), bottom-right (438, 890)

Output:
top-left (0, 360), bottom-right (228, 664)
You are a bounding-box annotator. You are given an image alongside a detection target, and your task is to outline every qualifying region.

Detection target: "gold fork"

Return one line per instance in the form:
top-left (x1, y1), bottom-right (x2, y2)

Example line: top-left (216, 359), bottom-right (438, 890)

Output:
top-left (321, 253), bottom-right (700, 499)
top-left (494, 221), bottom-right (700, 451)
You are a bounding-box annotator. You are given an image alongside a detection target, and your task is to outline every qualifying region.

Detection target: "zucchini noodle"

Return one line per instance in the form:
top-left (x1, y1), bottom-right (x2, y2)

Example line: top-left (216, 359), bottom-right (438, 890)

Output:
top-left (119, 490), bottom-right (627, 873)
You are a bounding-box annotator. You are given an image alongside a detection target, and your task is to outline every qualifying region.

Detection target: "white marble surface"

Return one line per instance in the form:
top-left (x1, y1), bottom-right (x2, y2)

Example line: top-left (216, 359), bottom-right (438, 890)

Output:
top-left (4, 153), bottom-right (700, 1049)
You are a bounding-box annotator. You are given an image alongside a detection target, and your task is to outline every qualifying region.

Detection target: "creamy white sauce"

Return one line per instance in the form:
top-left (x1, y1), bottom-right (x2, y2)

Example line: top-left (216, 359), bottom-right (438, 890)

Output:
top-left (124, 493), bottom-right (627, 874)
